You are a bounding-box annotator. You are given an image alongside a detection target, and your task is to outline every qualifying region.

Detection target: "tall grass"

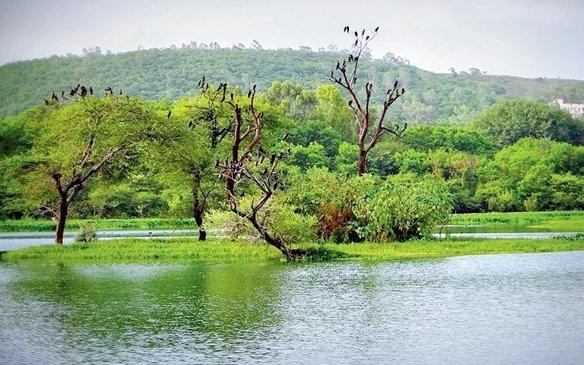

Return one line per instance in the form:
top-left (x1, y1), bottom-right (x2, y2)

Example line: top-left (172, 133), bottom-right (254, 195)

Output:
top-left (450, 211), bottom-right (584, 228)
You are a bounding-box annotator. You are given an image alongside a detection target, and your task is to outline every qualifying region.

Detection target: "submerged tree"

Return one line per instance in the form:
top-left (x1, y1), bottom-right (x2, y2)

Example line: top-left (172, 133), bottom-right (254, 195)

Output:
top-left (25, 86), bottom-right (160, 243)
top-left (330, 26), bottom-right (407, 175)
top-left (215, 83), bottom-right (303, 260)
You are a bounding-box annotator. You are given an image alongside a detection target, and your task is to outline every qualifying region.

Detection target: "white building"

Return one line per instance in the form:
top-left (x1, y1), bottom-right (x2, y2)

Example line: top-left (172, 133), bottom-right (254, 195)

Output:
top-left (553, 99), bottom-right (584, 119)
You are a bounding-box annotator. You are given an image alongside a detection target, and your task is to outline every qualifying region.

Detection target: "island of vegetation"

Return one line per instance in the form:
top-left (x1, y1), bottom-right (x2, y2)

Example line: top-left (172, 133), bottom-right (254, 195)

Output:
top-left (1, 26), bottom-right (583, 262)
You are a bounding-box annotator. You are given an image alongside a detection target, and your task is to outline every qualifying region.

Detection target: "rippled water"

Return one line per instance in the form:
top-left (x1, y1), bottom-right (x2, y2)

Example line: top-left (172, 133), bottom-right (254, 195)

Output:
top-left (1, 252), bottom-right (583, 364)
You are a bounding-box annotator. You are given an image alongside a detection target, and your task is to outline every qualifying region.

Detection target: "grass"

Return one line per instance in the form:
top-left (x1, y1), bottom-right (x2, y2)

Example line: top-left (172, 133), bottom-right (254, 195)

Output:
top-left (0, 218), bottom-right (198, 233)
top-left (3, 210), bottom-right (583, 233)
top-left (450, 211), bottom-right (584, 231)
top-left (2, 236), bottom-right (583, 263)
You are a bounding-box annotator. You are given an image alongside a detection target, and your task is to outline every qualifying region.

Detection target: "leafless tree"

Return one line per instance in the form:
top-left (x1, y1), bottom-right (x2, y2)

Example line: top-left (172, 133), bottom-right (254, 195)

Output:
top-left (330, 26), bottom-right (407, 175)
top-left (215, 84), bottom-right (303, 260)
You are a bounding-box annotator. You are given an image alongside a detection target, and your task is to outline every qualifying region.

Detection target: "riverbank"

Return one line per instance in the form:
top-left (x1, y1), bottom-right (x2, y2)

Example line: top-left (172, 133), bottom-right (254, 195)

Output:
top-left (2, 236), bottom-right (583, 262)
top-left (2, 210), bottom-right (583, 233)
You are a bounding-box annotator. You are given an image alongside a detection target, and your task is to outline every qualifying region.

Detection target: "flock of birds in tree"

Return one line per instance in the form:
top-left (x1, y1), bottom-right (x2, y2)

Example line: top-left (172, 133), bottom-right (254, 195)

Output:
top-left (44, 84), bottom-right (123, 105)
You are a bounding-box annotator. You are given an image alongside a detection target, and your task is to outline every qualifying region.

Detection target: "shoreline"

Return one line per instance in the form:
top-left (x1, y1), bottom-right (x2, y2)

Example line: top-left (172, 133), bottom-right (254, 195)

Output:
top-left (2, 236), bottom-right (583, 263)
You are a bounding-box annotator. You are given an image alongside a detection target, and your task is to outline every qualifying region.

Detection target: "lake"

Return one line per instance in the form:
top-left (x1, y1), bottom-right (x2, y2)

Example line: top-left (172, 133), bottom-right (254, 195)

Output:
top-left (1, 252), bottom-right (583, 364)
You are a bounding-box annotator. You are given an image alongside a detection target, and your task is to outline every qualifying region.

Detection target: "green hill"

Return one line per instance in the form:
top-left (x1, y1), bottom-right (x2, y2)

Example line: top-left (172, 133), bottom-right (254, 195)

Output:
top-left (1, 46), bottom-right (583, 122)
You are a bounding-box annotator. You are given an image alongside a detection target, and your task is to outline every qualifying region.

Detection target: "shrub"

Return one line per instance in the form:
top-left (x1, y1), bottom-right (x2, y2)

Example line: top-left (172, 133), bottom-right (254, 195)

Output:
top-left (354, 174), bottom-right (452, 241)
top-left (75, 224), bottom-right (97, 243)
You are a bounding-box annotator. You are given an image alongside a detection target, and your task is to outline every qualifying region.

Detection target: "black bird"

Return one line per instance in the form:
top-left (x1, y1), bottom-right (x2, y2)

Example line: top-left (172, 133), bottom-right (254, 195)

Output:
top-left (80, 86), bottom-right (87, 97)
top-left (217, 83), bottom-right (223, 92)
top-left (343, 26), bottom-right (349, 33)
top-left (394, 80), bottom-right (399, 88)
top-left (354, 31), bottom-right (358, 37)
top-left (354, 39), bottom-right (358, 47)
top-left (348, 100), bottom-right (353, 107)
top-left (375, 26), bottom-right (379, 32)
top-left (401, 88), bottom-right (405, 94)
top-left (52, 92), bottom-right (58, 101)
top-left (61, 90), bottom-right (65, 98)
top-left (167, 110), bottom-right (172, 119)
top-left (119, 89), bottom-right (123, 95)
top-left (105, 87), bottom-right (113, 96)
top-left (362, 29), bottom-right (365, 36)
top-left (247, 90), bottom-right (252, 98)
top-left (44, 99), bottom-right (50, 106)
top-left (89, 86), bottom-right (93, 95)
top-left (69, 89), bottom-right (76, 97)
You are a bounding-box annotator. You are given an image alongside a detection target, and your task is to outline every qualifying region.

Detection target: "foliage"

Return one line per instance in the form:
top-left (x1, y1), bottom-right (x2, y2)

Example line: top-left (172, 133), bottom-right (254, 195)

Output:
top-left (475, 138), bottom-right (584, 211)
top-left (472, 99), bottom-right (584, 147)
top-left (2, 46), bottom-right (584, 126)
top-left (353, 174), bottom-right (452, 241)
top-left (75, 224), bottom-right (96, 243)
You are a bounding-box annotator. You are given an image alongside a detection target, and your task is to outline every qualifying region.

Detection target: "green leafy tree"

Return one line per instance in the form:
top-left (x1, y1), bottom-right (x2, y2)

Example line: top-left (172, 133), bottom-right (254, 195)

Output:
top-left (19, 90), bottom-right (161, 243)
top-left (472, 99), bottom-right (584, 147)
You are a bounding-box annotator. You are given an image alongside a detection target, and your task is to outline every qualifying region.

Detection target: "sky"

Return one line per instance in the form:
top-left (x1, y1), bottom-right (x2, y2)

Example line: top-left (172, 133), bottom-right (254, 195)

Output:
top-left (1, 0), bottom-right (583, 80)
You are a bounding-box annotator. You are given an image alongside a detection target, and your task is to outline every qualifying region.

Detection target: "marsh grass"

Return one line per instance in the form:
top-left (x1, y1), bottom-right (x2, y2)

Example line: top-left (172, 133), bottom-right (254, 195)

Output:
top-left (450, 211), bottom-right (584, 230)
top-left (3, 236), bottom-right (583, 263)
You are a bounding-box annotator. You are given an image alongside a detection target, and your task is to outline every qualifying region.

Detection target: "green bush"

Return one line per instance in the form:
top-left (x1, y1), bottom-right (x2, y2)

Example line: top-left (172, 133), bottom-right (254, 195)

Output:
top-left (75, 224), bottom-right (97, 243)
top-left (354, 174), bottom-right (452, 241)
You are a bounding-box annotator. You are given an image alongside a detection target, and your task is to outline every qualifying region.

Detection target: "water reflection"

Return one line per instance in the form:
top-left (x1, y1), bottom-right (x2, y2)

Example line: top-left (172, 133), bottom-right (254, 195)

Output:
top-left (1, 252), bottom-right (584, 364)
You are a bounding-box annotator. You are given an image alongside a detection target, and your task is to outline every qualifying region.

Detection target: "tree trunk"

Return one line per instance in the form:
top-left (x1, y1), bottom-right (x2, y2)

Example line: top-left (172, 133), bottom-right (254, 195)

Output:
top-left (192, 173), bottom-right (207, 241)
top-left (55, 194), bottom-right (68, 244)
top-left (247, 215), bottom-right (305, 260)
top-left (358, 147), bottom-right (367, 176)
top-left (194, 211), bottom-right (206, 241)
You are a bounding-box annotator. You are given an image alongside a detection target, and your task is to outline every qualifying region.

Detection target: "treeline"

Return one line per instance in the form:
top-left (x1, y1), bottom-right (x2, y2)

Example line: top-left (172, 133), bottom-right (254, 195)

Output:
top-left (1, 82), bottom-right (583, 228)
top-left (2, 45), bottom-right (584, 123)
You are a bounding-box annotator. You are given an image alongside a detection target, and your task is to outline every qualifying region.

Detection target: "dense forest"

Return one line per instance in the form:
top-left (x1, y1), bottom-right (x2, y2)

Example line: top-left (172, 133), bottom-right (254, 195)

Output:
top-left (2, 44), bottom-right (584, 122)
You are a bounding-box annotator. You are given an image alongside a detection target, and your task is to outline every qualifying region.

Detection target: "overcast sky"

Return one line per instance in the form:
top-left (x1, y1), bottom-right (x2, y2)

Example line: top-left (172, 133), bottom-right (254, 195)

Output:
top-left (1, 0), bottom-right (583, 80)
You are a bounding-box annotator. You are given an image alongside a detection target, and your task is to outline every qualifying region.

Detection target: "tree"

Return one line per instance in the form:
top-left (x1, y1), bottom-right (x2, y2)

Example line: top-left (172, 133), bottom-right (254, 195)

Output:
top-left (22, 87), bottom-right (160, 243)
top-left (329, 26), bottom-right (407, 175)
top-left (472, 99), bottom-right (584, 147)
top-left (153, 80), bottom-right (232, 240)
top-left (215, 83), bottom-right (303, 260)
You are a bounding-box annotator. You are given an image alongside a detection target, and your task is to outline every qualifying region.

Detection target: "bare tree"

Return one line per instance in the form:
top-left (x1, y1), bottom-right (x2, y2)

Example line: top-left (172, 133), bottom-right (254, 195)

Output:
top-left (215, 84), bottom-right (303, 260)
top-left (330, 26), bottom-right (407, 175)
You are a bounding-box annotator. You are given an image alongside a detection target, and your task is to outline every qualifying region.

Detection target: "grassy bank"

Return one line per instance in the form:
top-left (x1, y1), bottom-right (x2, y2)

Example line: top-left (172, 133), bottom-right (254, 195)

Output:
top-left (2, 210), bottom-right (583, 233)
top-left (450, 211), bottom-right (584, 231)
top-left (2, 236), bottom-right (583, 262)
top-left (0, 218), bottom-right (198, 232)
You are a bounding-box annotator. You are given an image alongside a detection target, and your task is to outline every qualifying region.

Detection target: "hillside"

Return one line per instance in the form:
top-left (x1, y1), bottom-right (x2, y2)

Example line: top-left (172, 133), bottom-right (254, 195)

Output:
top-left (1, 46), bottom-right (584, 122)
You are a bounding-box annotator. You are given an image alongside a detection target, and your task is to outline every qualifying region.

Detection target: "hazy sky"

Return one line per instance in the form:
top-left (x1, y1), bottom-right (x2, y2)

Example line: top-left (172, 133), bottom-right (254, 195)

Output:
top-left (1, 0), bottom-right (583, 79)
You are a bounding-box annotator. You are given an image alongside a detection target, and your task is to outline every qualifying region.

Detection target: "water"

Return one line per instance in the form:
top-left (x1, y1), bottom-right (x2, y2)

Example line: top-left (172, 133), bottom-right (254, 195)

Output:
top-left (1, 252), bottom-right (583, 364)
top-left (1, 228), bottom-right (580, 252)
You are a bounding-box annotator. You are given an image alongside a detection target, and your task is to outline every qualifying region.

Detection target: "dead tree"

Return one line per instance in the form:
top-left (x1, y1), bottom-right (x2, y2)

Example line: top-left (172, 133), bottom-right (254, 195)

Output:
top-left (216, 84), bottom-right (303, 260)
top-left (330, 26), bottom-right (407, 175)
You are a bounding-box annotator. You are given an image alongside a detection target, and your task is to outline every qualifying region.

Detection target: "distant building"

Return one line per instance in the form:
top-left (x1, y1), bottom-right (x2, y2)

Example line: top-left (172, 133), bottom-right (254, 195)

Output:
top-left (553, 99), bottom-right (584, 118)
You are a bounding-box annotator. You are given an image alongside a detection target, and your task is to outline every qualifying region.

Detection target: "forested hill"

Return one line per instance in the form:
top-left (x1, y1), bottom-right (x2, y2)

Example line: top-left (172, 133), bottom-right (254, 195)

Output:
top-left (2, 46), bottom-right (584, 122)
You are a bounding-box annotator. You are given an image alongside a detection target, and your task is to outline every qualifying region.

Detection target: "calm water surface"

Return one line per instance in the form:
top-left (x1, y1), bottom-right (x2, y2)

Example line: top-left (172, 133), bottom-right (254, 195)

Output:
top-left (1, 252), bottom-right (583, 364)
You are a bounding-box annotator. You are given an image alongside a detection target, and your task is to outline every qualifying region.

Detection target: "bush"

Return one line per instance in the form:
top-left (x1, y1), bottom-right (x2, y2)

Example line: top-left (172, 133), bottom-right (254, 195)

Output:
top-left (354, 174), bottom-right (452, 241)
top-left (75, 224), bottom-right (97, 243)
